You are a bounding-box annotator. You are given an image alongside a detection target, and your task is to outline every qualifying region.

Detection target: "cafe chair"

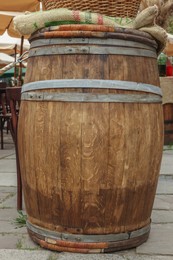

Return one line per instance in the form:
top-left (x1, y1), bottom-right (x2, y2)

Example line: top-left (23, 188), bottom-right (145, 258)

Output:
top-left (6, 87), bottom-right (22, 210)
top-left (0, 82), bottom-right (11, 149)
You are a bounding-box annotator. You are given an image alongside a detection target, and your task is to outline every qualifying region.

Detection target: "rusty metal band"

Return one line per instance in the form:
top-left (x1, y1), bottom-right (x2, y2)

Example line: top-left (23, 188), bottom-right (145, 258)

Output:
top-left (21, 79), bottom-right (162, 96)
top-left (28, 44), bottom-right (156, 58)
top-left (21, 92), bottom-right (161, 103)
top-left (30, 37), bottom-right (157, 51)
top-left (27, 221), bottom-right (150, 243)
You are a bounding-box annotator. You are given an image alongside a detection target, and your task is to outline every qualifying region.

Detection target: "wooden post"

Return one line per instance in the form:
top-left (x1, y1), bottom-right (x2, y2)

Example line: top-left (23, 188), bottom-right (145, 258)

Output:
top-left (14, 44), bottom-right (17, 85)
top-left (18, 36), bottom-right (24, 86)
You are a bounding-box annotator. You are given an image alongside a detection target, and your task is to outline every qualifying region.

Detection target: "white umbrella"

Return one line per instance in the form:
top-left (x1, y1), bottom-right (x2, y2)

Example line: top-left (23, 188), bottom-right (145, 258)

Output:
top-left (0, 31), bottom-right (30, 55)
top-left (0, 52), bottom-right (14, 64)
top-left (0, 31), bottom-right (29, 77)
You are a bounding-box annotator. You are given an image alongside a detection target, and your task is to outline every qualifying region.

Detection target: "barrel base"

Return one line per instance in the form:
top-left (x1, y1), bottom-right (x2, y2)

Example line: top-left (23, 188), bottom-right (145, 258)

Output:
top-left (27, 221), bottom-right (150, 253)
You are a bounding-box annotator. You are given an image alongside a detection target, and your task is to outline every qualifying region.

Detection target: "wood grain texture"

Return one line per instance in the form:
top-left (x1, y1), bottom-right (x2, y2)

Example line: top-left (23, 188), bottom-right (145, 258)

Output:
top-left (18, 34), bottom-right (163, 242)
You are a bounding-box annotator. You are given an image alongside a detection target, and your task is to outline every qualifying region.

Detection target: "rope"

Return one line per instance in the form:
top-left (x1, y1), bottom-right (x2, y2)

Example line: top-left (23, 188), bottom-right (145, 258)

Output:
top-left (0, 51), bottom-right (28, 76)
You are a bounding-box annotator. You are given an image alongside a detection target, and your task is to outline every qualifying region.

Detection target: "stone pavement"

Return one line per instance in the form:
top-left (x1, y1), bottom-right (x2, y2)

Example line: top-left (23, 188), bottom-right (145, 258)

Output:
top-left (0, 133), bottom-right (173, 260)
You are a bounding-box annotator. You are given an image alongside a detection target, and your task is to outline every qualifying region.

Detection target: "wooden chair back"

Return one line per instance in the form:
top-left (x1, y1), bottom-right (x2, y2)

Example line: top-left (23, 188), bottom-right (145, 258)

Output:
top-left (6, 86), bottom-right (22, 210)
top-left (6, 87), bottom-right (21, 143)
top-left (0, 82), bottom-right (11, 149)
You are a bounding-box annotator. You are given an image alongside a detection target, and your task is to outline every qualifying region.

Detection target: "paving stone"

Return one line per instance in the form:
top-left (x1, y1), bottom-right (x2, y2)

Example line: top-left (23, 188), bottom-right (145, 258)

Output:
top-left (19, 234), bottom-right (41, 250)
top-left (151, 210), bottom-right (173, 223)
top-left (0, 248), bottom-right (173, 260)
top-left (0, 159), bottom-right (16, 173)
top-left (0, 186), bottom-right (16, 193)
top-left (163, 145), bottom-right (173, 155)
top-left (0, 172), bottom-right (17, 186)
top-left (0, 233), bottom-right (40, 250)
top-left (0, 190), bottom-right (17, 210)
top-left (0, 250), bottom-right (149, 260)
top-left (160, 154), bottom-right (173, 176)
top-left (0, 234), bottom-right (24, 249)
top-left (49, 253), bottom-right (173, 260)
top-left (0, 190), bottom-right (25, 209)
top-left (0, 193), bottom-right (17, 209)
top-left (153, 195), bottom-right (173, 210)
top-left (156, 179), bottom-right (173, 195)
top-left (0, 209), bottom-right (19, 221)
top-left (0, 142), bottom-right (14, 151)
top-left (0, 192), bottom-right (13, 203)
top-left (0, 249), bottom-right (50, 260)
top-left (0, 150), bottom-right (15, 159)
top-left (0, 220), bottom-right (27, 234)
top-left (118, 256), bottom-right (173, 260)
top-left (136, 224), bottom-right (173, 255)
top-left (5, 154), bottom-right (16, 160)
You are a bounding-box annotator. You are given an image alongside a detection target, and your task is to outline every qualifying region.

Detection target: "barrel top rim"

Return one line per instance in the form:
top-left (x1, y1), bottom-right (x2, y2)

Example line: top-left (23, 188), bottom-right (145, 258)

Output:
top-left (31, 26), bottom-right (153, 39)
top-left (29, 26), bottom-right (157, 48)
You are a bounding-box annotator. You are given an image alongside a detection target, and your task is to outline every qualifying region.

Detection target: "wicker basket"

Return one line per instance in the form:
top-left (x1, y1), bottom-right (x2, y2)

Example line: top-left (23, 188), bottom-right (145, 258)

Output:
top-left (42, 0), bottom-right (141, 18)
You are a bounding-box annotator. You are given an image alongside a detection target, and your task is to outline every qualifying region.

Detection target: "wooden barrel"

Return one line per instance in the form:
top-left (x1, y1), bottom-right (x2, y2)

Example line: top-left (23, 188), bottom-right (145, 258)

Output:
top-left (18, 27), bottom-right (164, 253)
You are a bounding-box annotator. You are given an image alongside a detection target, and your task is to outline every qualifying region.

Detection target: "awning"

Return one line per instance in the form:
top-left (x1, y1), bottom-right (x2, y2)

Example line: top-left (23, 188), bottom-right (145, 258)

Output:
top-left (0, 0), bottom-right (40, 37)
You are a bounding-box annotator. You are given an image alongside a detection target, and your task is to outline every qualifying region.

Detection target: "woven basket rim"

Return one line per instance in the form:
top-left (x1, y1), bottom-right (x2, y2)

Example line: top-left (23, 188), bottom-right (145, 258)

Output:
top-left (41, 0), bottom-right (142, 18)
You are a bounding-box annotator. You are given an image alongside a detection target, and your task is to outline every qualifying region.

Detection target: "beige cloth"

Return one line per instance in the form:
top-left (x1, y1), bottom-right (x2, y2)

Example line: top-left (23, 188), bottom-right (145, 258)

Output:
top-left (160, 77), bottom-right (173, 104)
top-left (13, 5), bottom-right (167, 53)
